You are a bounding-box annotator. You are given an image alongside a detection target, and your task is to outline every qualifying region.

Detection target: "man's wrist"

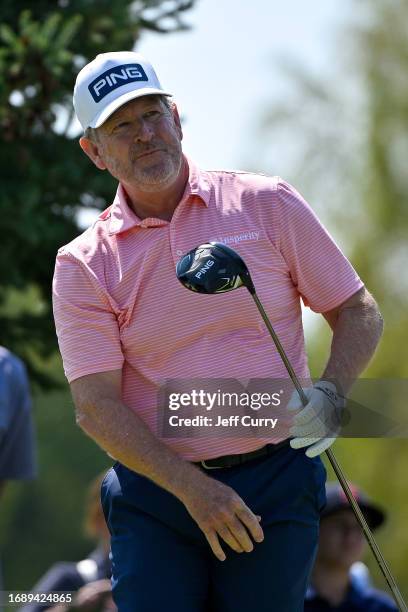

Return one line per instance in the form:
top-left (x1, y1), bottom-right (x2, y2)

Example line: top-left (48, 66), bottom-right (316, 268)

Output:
top-left (317, 377), bottom-right (345, 398)
top-left (172, 461), bottom-right (211, 504)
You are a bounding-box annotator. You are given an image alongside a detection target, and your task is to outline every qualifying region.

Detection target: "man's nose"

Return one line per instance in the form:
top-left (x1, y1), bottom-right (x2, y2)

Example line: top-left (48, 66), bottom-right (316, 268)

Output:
top-left (134, 119), bottom-right (154, 142)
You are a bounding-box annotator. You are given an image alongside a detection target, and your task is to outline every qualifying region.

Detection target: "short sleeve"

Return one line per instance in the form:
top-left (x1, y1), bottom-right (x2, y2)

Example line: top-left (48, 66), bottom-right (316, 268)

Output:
top-left (274, 180), bottom-right (364, 313)
top-left (0, 351), bottom-right (37, 480)
top-left (52, 253), bottom-right (124, 383)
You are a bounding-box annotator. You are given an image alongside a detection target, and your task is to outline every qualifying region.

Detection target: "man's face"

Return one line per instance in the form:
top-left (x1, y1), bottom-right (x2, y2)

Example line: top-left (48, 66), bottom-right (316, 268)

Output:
top-left (316, 509), bottom-right (367, 569)
top-left (91, 95), bottom-right (183, 190)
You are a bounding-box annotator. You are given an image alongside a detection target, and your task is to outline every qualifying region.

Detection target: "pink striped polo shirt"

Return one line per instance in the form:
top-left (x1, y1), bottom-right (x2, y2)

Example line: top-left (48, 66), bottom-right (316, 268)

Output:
top-left (52, 157), bottom-right (363, 461)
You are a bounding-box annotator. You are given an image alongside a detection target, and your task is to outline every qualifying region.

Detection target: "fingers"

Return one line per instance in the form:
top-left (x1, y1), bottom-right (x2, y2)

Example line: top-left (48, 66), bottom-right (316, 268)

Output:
top-left (203, 506), bottom-right (264, 561)
top-left (287, 397), bottom-right (302, 411)
top-left (288, 383), bottom-right (341, 457)
top-left (287, 387), bottom-right (313, 411)
top-left (204, 523), bottom-right (250, 561)
top-left (235, 506), bottom-right (264, 543)
top-left (290, 435), bottom-right (337, 456)
top-left (204, 530), bottom-right (227, 562)
top-left (305, 437), bottom-right (337, 458)
top-left (290, 436), bottom-right (321, 450)
top-left (290, 413), bottom-right (328, 438)
top-left (185, 476), bottom-right (265, 562)
top-left (204, 523), bottom-right (252, 562)
top-left (225, 517), bottom-right (255, 552)
top-left (217, 522), bottom-right (248, 553)
top-left (292, 403), bottom-right (322, 426)
top-left (215, 504), bottom-right (264, 556)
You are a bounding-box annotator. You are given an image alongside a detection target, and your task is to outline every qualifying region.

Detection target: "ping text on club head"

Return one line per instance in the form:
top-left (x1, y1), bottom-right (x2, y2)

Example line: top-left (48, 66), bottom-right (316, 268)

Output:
top-left (195, 259), bottom-right (215, 279)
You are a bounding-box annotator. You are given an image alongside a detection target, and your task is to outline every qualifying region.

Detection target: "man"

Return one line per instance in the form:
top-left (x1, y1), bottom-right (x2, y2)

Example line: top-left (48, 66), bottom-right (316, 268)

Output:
top-left (0, 346), bottom-right (37, 590)
top-left (52, 51), bottom-right (384, 611)
top-left (305, 482), bottom-right (397, 611)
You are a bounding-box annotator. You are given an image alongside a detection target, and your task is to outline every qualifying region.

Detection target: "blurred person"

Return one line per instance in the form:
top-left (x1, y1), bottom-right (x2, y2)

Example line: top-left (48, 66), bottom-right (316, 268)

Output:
top-left (0, 346), bottom-right (37, 592)
top-left (20, 473), bottom-right (111, 612)
top-left (0, 346), bottom-right (37, 495)
top-left (305, 482), bottom-right (398, 611)
top-left (48, 579), bottom-right (117, 612)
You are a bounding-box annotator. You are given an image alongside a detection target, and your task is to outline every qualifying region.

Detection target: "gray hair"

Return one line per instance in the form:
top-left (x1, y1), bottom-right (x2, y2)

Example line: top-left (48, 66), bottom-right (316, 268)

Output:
top-left (83, 95), bottom-right (174, 143)
top-left (84, 125), bottom-right (99, 142)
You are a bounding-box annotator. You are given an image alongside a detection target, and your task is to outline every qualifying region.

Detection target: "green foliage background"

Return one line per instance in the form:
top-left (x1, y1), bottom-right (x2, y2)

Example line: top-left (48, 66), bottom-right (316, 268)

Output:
top-left (1, 0), bottom-right (407, 604)
top-left (0, 0), bottom-right (193, 386)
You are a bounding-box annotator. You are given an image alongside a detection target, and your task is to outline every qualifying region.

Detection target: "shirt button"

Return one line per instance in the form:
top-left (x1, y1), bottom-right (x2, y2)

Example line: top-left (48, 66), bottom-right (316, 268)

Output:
top-left (176, 249), bottom-right (183, 256)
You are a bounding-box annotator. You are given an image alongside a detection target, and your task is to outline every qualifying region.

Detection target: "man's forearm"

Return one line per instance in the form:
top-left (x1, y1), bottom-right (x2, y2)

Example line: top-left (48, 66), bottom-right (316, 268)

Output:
top-left (76, 397), bottom-right (206, 503)
top-left (75, 392), bottom-right (265, 560)
top-left (322, 297), bottom-right (383, 394)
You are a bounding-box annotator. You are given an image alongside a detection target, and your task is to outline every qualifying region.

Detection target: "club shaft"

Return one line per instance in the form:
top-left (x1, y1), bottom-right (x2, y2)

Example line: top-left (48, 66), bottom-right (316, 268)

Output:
top-left (326, 449), bottom-right (407, 610)
top-left (251, 292), bottom-right (407, 611)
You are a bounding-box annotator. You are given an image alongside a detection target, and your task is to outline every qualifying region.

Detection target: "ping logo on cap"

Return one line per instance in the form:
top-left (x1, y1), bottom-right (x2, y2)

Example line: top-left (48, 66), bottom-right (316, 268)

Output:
top-left (88, 63), bottom-right (148, 102)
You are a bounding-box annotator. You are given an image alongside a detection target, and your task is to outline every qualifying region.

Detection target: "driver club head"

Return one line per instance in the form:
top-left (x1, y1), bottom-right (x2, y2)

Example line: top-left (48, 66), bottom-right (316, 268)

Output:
top-left (176, 242), bottom-right (255, 295)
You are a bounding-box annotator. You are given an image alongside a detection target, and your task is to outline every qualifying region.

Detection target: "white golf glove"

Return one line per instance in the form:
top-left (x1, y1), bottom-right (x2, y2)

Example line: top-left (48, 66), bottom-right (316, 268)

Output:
top-left (288, 381), bottom-right (345, 458)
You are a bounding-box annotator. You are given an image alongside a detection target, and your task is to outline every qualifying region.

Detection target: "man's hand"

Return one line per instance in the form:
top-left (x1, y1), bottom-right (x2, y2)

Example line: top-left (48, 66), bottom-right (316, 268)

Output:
top-left (288, 381), bottom-right (345, 458)
top-left (71, 580), bottom-right (116, 612)
top-left (47, 580), bottom-right (117, 612)
top-left (181, 472), bottom-right (264, 561)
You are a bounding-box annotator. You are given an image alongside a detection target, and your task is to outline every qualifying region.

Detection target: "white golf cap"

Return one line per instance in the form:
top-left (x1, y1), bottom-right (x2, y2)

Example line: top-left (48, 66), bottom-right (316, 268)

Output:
top-left (73, 51), bottom-right (172, 130)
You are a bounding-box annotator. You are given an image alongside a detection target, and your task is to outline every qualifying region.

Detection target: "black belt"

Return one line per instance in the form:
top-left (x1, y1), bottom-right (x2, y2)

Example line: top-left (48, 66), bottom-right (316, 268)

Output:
top-left (194, 439), bottom-right (291, 470)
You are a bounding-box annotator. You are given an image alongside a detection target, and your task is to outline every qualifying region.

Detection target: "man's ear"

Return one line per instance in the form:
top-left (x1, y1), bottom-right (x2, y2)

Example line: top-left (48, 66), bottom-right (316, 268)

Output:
top-left (79, 136), bottom-right (107, 170)
top-left (171, 103), bottom-right (183, 141)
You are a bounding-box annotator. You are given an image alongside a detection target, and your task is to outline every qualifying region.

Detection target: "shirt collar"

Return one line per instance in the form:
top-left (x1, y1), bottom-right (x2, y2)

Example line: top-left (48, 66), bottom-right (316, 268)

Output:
top-left (186, 156), bottom-right (212, 206)
top-left (108, 156), bottom-right (212, 235)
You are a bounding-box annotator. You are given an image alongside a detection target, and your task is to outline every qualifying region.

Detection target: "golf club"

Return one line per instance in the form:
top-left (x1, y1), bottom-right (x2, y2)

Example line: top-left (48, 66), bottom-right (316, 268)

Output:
top-left (176, 241), bottom-right (407, 611)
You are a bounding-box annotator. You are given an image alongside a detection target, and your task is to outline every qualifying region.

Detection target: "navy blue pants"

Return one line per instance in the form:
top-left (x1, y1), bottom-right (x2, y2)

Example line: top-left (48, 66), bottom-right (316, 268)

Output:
top-left (101, 444), bottom-right (326, 612)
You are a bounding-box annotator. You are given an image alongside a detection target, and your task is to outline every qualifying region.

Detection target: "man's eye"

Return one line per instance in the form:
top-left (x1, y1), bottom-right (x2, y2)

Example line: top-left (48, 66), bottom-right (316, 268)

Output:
top-left (144, 110), bottom-right (161, 120)
top-left (114, 121), bottom-right (130, 130)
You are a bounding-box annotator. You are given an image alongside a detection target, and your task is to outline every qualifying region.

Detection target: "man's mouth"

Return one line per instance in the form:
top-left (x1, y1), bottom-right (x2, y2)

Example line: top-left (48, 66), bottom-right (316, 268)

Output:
top-left (135, 149), bottom-right (164, 160)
